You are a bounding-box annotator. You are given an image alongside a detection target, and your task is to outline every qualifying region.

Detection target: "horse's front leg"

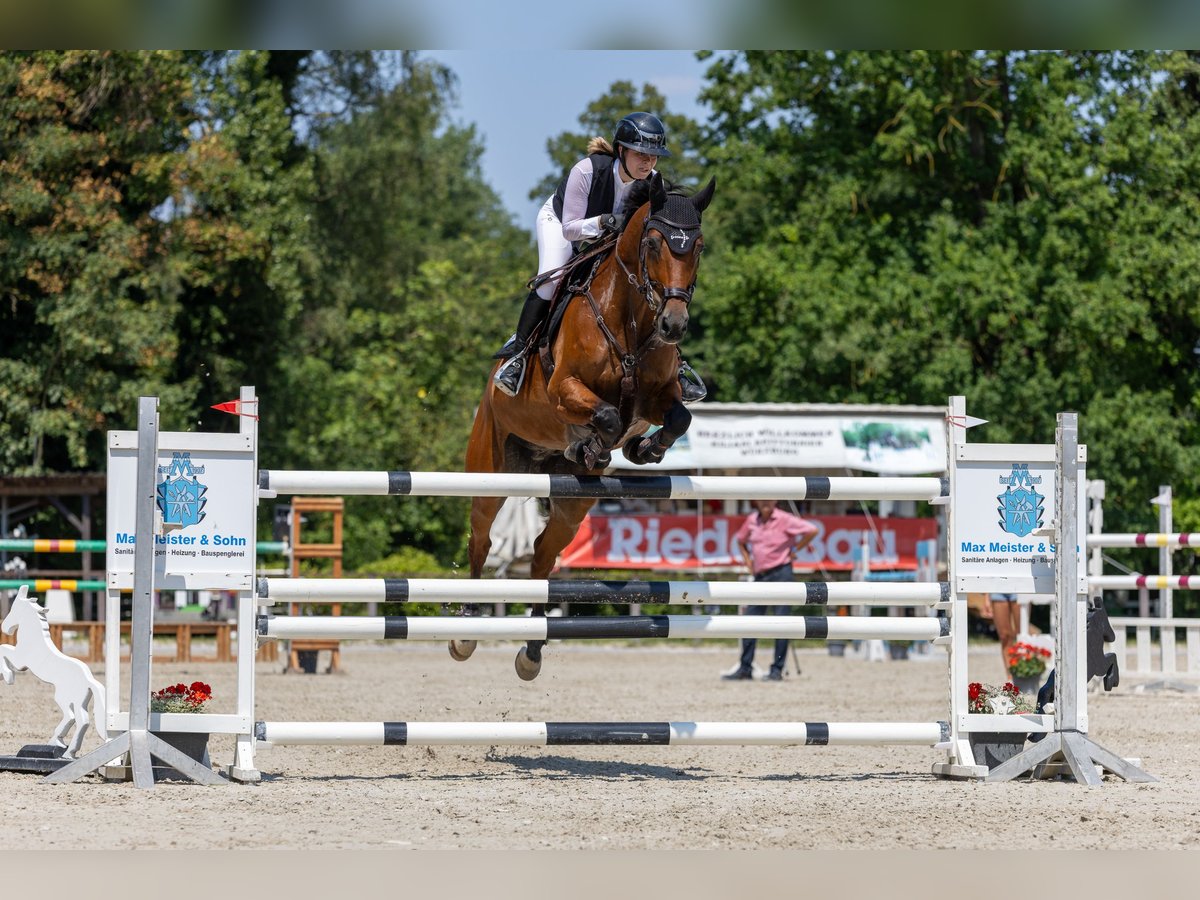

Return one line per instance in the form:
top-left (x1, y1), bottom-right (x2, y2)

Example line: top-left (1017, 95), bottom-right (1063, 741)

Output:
top-left (624, 397), bottom-right (692, 465)
top-left (547, 373), bottom-right (621, 470)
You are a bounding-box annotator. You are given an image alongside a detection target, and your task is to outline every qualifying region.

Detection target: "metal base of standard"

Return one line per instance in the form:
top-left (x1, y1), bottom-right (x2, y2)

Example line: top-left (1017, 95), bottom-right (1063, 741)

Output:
top-left (42, 729), bottom-right (228, 788)
top-left (984, 731), bottom-right (1156, 785)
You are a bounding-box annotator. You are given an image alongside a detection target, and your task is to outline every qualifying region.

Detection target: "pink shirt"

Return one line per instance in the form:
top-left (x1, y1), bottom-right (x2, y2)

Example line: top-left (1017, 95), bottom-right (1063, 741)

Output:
top-left (734, 509), bottom-right (818, 573)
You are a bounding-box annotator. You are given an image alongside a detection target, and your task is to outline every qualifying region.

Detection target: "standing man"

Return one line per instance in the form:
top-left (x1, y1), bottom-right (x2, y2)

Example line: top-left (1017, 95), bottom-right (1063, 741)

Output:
top-left (722, 499), bottom-right (819, 682)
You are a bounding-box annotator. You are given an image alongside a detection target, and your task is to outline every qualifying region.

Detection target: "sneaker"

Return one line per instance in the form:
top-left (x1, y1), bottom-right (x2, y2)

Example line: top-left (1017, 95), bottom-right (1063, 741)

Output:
top-left (761, 670), bottom-right (784, 682)
top-left (720, 668), bottom-right (753, 681)
top-left (678, 361), bottom-right (707, 403)
top-left (494, 354), bottom-right (526, 397)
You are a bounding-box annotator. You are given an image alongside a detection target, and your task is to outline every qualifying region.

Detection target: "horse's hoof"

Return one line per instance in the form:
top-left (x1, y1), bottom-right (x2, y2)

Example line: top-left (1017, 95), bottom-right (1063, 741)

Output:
top-left (449, 639), bottom-right (477, 662)
top-left (514, 647), bottom-right (542, 681)
top-left (594, 450), bottom-right (612, 469)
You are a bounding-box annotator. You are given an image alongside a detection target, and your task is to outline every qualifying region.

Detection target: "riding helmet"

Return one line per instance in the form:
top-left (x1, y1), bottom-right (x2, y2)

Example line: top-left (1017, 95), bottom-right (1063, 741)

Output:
top-left (614, 112), bottom-right (672, 157)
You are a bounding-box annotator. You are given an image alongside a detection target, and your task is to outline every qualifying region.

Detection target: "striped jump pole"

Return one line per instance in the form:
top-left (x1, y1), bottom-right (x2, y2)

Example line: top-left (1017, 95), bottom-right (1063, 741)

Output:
top-left (1089, 575), bottom-right (1199, 590)
top-left (0, 539), bottom-right (107, 553)
top-left (0, 539), bottom-right (288, 555)
top-left (256, 720), bottom-right (950, 747)
top-left (258, 613), bottom-right (950, 643)
top-left (256, 577), bottom-right (951, 607)
top-left (1086, 533), bottom-right (1197, 549)
top-left (0, 579), bottom-right (107, 591)
top-left (259, 470), bottom-right (948, 502)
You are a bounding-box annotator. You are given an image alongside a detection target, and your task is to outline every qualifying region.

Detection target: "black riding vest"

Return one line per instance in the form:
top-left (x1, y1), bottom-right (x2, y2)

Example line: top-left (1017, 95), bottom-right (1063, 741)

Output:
top-left (552, 153), bottom-right (617, 241)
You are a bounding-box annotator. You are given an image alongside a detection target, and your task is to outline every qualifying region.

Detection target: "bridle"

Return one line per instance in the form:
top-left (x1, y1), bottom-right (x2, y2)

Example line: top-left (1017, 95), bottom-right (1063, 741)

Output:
top-left (615, 214), bottom-right (701, 317)
top-left (575, 209), bottom-right (703, 416)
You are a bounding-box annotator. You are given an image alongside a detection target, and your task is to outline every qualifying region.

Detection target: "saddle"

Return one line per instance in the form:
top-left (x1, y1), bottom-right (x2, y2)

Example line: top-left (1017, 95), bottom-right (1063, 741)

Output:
top-left (529, 240), bottom-right (615, 383)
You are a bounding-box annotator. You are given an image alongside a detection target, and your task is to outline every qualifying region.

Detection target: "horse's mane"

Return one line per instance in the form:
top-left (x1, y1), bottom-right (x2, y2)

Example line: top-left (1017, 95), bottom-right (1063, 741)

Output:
top-left (12, 594), bottom-right (51, 638)
top-left (619, 177), bottom-right (690, 219)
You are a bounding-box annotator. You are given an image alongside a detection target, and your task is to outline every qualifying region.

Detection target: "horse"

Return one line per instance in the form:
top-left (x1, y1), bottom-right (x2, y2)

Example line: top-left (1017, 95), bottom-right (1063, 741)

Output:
top-left (1, 586), bottom-right (107, 758)
top-left (461, 172), bottom-right (715, 680)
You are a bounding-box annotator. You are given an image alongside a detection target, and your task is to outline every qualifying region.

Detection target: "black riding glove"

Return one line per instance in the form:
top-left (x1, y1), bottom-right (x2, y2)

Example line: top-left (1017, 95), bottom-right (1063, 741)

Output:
top-left (600, 213), bottom-right (626, 234)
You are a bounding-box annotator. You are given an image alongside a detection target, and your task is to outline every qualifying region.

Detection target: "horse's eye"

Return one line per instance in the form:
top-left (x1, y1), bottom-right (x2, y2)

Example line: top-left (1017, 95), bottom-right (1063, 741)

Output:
top-left (647, 234), bottom-right (663, 255)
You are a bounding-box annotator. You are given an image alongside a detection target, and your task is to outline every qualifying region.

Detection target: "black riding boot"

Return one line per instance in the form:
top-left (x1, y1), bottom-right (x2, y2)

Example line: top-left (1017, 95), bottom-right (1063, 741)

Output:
top-left (494, 290), bottom-right (551, 396)
top-left (678, 359), bottom-right (707, 403)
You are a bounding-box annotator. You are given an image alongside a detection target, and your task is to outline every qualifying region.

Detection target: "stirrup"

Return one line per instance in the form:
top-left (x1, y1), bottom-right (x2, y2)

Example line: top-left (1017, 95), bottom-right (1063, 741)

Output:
top-left (494, 353), bottom-right (527, 397)
top-left (678, 361), bottom-right (707, 403)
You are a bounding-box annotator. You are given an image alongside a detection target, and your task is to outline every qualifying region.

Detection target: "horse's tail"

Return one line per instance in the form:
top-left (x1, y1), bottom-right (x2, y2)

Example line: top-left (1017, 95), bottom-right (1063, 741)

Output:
top-left (85, 670), bottom-right (108, 741)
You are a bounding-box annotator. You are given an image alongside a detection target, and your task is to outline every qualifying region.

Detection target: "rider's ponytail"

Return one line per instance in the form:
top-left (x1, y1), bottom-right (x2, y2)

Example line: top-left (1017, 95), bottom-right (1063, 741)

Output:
top-left (587, 136), bottom-right (614, 156)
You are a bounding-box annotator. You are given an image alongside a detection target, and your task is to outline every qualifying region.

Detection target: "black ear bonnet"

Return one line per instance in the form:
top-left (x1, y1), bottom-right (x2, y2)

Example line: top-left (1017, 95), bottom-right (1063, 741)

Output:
top-left (646, 194), bottom-right (702, 253)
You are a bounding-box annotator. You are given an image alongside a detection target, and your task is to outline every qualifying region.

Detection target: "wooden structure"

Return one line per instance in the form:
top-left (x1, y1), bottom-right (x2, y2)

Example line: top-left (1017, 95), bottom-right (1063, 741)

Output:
top-left (0, 619), bottom-right (276, 664)
top-left (285, 497), bottom-right (344, 673)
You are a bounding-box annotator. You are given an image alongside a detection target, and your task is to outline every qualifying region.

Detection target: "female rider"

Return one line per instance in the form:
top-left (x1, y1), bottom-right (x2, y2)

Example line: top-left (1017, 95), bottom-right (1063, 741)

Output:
top-left (493, 112), bottom-right (707, 402)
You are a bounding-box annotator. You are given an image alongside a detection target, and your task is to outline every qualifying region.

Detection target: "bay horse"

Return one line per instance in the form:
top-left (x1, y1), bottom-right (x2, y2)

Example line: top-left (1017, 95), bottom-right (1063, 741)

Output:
top-left (461, 172), bottom-right (715, 679)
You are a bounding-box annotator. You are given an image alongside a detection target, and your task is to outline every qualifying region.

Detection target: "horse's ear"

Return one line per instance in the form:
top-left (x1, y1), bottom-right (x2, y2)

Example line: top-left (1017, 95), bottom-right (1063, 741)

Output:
top-left (691, 177), bottom-right (716, 216)
top-left (650, 171), bottom-right (668, 212)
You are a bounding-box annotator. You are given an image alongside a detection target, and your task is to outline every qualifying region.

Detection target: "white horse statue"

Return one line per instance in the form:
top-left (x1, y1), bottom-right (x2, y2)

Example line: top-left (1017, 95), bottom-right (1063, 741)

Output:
top-left (1, 586), bottom-right (107, 758)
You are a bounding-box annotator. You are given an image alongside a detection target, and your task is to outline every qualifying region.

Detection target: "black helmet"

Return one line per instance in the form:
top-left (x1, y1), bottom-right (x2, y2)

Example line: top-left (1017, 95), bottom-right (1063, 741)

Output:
top-left (614, 112), bottom-right (671, 157)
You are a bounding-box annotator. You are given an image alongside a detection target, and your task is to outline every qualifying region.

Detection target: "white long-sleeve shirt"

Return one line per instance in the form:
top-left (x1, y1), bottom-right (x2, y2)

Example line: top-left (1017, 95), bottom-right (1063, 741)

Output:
top-left (556, 156), bottom-right (656, 243)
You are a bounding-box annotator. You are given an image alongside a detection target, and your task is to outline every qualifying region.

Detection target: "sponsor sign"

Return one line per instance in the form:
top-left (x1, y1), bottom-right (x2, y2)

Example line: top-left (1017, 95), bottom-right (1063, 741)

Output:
top-left (108, 435), bottom-right (256, 589)
top-left (558, 514), bottom-right (938, 572)
top-left (953, 454), bottom-right (1087, 594)
top-left (608, 414), bottom-right (946, 474)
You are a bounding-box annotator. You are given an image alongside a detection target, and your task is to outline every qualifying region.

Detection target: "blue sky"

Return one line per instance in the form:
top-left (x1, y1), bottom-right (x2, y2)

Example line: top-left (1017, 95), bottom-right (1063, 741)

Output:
top-left (422, 51), bottom-right (712, 227)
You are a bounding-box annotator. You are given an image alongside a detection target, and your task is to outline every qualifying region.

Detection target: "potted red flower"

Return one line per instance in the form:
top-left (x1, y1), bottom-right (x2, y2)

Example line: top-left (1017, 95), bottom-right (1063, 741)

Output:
top-left (148, 681), bottom-right (213, 780)
top-left (1005, 641), bottom-right (1052, 695)
top-left (967, 681), bottom-right (1035, 770)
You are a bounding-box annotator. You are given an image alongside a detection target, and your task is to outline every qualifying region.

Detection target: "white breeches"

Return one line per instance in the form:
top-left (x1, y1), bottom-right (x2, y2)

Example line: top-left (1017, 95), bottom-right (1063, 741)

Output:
top-left (534, 197), bottom-right (572, 300)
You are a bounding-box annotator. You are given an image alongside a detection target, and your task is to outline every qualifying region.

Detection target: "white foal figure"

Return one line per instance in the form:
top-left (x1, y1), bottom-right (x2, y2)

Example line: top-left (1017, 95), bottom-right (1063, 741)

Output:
top-left (1, 586), bottom-right (107, 758)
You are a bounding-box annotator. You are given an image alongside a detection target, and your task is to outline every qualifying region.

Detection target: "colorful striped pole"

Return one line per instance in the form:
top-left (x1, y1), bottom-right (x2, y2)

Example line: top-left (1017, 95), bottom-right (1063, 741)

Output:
top-left (0, 539), bottom-right (288, 554)
top-left (1085, 533), bottom-right (1196, 549)
top-left (0, 579), bottom-right (107, 591)
top-left (1088, 575), bottom-right (1199, 590)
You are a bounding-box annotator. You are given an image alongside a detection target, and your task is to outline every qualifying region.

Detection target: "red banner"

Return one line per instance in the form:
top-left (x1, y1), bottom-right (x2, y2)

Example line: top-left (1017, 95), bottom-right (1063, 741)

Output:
top-left (557, 514), bottom-right (938, 572)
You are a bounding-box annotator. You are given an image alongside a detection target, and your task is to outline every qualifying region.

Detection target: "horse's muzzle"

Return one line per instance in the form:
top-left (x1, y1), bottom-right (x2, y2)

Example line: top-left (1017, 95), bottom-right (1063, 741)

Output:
top-left (659, 307), bottom-right (689, 344)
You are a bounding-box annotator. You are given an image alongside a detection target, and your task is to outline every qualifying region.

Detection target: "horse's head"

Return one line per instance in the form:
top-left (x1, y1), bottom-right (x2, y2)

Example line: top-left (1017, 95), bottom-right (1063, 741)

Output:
top-left (624, 173), bottom-right (716, 345)
top-left (1, 585), bottom-right (40, 636)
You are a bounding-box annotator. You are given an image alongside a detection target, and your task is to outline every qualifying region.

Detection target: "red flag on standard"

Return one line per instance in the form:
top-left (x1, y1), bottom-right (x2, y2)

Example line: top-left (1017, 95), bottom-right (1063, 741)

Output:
top-left (211, 400), bottom-right (258, 420)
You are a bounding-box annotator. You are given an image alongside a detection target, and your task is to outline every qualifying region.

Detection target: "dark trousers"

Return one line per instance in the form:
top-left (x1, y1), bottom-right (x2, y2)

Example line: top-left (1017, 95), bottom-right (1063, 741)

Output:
top-left (738, 563), bottom-right (793, 673)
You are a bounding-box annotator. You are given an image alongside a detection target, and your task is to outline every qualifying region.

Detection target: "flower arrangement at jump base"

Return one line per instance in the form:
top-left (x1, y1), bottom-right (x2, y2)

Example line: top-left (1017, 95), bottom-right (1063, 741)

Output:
top-left (968, 681), bottom-right (1035, 715)
top-left (150, 681), bottom-right (212, 713)
top-left (1006, 641), bottom-right (1052, 680)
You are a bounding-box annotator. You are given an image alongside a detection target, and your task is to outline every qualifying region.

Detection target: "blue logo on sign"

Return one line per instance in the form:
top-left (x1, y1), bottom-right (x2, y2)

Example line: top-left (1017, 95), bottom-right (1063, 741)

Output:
top-left (157, 452), bottom-right (207, 527)
top-left (997, 464), bottom-right (1043, 538)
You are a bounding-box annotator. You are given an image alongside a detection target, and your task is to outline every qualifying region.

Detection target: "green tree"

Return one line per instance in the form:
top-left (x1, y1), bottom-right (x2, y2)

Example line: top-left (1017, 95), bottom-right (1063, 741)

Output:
top-left (530, 80), bottom-right (707, 202)
top-left (268, 53), bottom-right (529, 565)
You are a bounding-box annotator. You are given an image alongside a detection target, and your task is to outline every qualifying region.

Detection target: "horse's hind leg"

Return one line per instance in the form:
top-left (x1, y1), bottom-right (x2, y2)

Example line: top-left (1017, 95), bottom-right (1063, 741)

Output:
top-left (515, 497), bottom-right (596, 681)
top-left (450, 494), bottom-right (506, 662)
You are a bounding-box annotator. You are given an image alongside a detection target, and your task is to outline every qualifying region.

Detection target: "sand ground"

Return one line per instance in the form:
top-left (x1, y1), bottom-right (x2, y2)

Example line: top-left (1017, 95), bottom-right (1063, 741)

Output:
top-left (1, 640), bottom-right (1197, 850)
